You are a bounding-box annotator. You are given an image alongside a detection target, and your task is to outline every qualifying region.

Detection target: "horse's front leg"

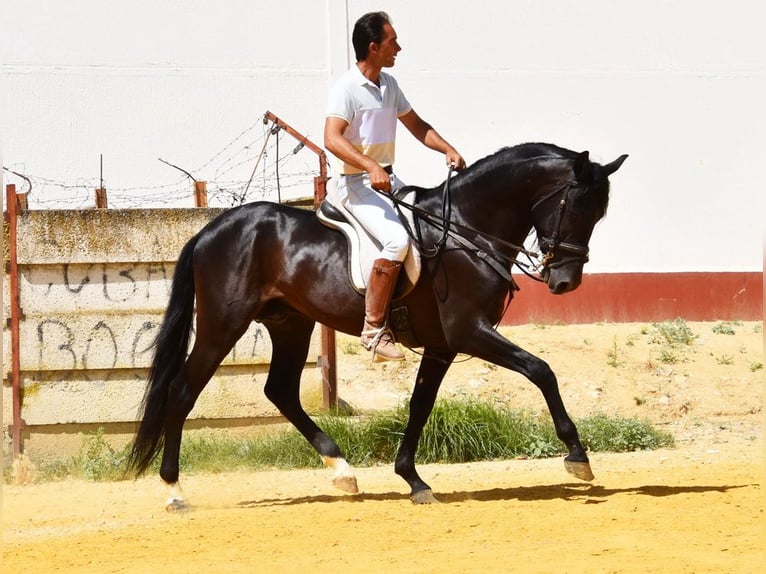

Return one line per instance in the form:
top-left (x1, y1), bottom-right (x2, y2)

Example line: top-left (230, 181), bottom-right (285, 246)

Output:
top-left (395, 350), bottom-right (456, 504)
top-left (462, 325), bottom-right (594, 481)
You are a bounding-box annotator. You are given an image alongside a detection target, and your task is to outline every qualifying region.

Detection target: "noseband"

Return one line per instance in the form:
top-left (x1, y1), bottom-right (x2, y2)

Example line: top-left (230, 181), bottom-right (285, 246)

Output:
top-left (531, 181), bottom-right (591, 270)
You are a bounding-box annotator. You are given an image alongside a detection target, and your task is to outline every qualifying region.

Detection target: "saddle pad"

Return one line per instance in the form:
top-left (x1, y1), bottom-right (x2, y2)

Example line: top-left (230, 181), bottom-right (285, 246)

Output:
top-left (317, 185), bottom-right (421, 297)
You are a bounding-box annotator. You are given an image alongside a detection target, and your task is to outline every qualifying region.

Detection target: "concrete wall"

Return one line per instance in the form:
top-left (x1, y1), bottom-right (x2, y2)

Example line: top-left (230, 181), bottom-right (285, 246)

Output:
top-left (3, 208), bottom-right (322, 457)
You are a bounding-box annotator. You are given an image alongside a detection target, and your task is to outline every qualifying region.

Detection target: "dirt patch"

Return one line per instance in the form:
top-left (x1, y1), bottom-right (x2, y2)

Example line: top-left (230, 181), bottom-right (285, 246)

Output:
top-left (4, 321), bottom-right (764, 573)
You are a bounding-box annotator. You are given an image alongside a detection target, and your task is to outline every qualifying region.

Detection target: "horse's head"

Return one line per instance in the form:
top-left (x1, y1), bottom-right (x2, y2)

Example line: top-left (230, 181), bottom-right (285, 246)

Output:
top-left (531, 151), bottom-right (628, 294)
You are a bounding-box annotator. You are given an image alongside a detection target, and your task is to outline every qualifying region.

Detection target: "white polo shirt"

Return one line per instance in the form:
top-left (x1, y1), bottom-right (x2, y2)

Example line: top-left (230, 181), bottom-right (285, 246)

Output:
top-left (326, 66), bottom-right (412, 175)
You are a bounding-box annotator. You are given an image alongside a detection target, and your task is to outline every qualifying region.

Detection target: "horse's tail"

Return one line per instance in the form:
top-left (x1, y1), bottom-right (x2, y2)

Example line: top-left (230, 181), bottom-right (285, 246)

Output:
top-left (127, 233), bottom-right (199, 476)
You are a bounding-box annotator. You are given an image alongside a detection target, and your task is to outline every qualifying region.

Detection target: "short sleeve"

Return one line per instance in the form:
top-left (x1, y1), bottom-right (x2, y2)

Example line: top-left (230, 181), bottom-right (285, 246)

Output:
top-left (325, 79), bottom-right (354, 123)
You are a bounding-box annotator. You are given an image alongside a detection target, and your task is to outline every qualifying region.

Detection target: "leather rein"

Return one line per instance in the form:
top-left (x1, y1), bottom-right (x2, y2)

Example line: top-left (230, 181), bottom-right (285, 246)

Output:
top-left (386, 167), bottom-right (589, 284)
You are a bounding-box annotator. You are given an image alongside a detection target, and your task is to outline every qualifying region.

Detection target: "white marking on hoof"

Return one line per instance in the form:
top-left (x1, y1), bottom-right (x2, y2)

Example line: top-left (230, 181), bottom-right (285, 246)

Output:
top-left (564, 460), bottom-right (595, 481)
top-left (165, 498), bottom-right (191, 513)
top-left (411, 489), bottom-right (439, 504)
top-left (163, 481), bottom-right (191, 512)
top-left (322, 456), bottom-right (360, 494)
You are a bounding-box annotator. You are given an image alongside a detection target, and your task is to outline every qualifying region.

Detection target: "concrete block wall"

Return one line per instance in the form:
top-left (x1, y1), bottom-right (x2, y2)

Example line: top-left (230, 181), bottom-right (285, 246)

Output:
top-left (3, 208), bottom-right (322, 456)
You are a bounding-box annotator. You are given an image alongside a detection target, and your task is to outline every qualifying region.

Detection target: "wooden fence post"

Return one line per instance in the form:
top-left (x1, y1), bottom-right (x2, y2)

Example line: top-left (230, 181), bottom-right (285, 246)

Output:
top-left (95, 187), bottom-right (108, 208)
top-left (194, 181), bottom-right (208, 207)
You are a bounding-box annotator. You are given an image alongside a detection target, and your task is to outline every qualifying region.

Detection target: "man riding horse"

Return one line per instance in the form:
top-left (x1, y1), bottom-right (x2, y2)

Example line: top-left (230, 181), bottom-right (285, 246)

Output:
top-left (324, 11), bottom-right (466, 361)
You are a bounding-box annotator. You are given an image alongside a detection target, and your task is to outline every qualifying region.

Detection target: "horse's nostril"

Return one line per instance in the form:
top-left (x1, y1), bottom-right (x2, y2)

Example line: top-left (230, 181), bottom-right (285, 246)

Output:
top-left (550, 281), bottom-right (570, 294)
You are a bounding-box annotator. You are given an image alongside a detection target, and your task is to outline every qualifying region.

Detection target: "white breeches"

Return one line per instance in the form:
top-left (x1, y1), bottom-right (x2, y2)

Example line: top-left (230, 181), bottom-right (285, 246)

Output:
top-left (336, 172), bottom-right (410, 262)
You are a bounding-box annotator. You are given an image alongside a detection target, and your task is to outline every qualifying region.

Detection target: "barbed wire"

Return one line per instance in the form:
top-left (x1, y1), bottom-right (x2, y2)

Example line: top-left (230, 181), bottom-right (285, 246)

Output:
top-left (3, 117), bottom-right (324, 210)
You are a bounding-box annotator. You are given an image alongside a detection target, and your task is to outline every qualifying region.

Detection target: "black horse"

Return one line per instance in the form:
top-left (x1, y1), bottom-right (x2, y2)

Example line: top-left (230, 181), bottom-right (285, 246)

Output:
top-left (128, 142), bottom-right (627, 508)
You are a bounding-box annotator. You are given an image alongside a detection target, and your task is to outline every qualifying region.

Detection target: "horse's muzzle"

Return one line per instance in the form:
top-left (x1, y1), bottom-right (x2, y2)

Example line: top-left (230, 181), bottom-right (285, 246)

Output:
top-left (545, 265), bottom-right (583, 295)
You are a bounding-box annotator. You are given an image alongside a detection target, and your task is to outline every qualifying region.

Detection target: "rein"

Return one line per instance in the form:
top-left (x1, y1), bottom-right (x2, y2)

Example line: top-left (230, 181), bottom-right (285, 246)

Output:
top-left (387, 167), bottom-right (542, 281)
top-left (380, 165), bottom-right (591, 284)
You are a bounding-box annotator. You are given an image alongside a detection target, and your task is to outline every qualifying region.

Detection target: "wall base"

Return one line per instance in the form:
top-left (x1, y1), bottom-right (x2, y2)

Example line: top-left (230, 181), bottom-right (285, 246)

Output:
top-left (503, 272), bottom-right (763, 325)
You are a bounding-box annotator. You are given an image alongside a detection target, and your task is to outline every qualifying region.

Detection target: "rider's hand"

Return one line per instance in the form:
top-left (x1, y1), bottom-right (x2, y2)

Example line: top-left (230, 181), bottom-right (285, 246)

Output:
top-left (446, 148), bottom-right (466, 171)
top-left (369, 164), bottom-right (392, 193)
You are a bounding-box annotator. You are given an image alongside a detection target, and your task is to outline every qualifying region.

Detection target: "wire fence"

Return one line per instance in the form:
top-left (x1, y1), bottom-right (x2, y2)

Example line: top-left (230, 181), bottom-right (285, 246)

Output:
top-left (3, 115), bottom-right (324, 210)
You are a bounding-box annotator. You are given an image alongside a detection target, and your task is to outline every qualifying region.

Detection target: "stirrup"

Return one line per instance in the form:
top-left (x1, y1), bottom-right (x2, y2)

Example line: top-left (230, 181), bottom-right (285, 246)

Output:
top-left (361, 325), bottom-right (404, 361)
top-left (361, 325), bottom-right (388, 351)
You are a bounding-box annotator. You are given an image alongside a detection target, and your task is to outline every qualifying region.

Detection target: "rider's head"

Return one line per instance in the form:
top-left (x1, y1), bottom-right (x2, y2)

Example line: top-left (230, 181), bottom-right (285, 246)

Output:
top-left (352, 11), bottom-right (392, 62)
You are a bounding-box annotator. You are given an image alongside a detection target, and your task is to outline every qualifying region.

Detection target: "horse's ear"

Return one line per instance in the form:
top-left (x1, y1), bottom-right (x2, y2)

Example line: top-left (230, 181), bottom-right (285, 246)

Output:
top-left (604, 154), bottom-right (629, 176)
top-left (573, 151), bottom-right (591, 181)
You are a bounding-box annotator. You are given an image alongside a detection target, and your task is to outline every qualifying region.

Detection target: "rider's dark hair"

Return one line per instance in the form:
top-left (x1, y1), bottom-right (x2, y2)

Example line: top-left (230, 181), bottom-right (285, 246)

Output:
top-left (352, 11), bottom-right (391, 62)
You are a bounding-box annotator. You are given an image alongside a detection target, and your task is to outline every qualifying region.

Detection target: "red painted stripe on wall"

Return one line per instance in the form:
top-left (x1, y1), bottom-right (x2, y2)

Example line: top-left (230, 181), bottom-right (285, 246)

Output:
top-left (502, 272), bottom-right (763, 325)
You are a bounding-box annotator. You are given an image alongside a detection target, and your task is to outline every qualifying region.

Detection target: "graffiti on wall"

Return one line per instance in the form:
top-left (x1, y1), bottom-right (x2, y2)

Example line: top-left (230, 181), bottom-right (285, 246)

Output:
top-left (17, 263), bottom-right (274, 372)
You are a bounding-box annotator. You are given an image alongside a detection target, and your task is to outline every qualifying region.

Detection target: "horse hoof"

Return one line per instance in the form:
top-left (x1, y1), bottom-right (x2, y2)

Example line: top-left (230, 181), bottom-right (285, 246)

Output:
top-left (410, 489), bottom-right (440, 505)
top-left (333, 474), bottom-right (359, 494)
top-left (564, 460), bottom-right (595, 482)
top-left (165, 498), bottom-right (192, 513)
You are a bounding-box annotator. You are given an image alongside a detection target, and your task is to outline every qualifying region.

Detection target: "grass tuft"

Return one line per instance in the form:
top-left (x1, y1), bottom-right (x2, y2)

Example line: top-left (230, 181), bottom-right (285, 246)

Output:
top-left (648, 318), bottom-right (698, 364)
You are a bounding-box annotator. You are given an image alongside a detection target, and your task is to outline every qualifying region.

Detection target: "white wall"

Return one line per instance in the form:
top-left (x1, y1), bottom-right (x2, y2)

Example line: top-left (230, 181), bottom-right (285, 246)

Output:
top-left (2, 0), bottom-right (763, 272)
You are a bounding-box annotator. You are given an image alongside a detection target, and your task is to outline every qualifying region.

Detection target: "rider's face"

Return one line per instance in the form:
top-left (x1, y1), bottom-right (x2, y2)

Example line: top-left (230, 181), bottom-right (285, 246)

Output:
top-left (373, 23), bottom-right (401, 68)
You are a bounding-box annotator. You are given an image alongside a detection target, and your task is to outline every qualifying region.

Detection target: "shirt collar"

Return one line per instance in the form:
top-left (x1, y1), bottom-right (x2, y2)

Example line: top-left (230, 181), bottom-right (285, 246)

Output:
top-left (352, 64), bottom-right (384, 88)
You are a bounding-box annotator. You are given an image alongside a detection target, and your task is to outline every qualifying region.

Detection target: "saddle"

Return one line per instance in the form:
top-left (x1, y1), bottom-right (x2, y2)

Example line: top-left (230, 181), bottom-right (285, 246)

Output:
top-left (316, 184), bottom-right (421, 300)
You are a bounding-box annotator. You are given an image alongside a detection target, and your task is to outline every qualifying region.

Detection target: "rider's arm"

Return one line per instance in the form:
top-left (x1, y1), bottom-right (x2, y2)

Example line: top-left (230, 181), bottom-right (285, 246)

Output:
top-left (324, 116), bottom-right (392, 192)
top-left (398, 109), bottom-right (466, 170)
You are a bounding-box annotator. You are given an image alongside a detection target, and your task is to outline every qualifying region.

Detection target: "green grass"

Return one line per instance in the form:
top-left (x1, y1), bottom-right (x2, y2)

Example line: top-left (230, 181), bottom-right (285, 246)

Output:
top-left (648, 318), bottom-right (698, 364)
top-left (712, 321), bottom-right (741, 335)
top-left (8, 399), bottom-right (674, 484)
top-left (650, 317), bottom-right (698, 347)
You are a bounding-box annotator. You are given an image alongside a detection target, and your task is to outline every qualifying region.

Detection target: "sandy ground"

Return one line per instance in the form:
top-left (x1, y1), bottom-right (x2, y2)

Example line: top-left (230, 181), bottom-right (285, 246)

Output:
top-left (3, 321), bottom-right (764, 573)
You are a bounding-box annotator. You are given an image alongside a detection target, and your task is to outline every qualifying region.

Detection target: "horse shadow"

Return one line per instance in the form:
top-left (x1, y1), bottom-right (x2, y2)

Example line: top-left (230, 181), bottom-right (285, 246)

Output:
top-left (236, 482), bottom-right (754, 508)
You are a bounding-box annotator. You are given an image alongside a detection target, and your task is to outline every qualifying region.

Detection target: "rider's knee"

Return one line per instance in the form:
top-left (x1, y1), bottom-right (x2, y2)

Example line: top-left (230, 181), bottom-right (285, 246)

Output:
top-left (382, 230), bottom-right (409, 261)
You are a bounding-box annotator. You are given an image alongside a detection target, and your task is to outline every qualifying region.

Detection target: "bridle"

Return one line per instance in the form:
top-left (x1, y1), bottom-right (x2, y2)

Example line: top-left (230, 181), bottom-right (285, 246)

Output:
top-left (530, 180), bottom-right (591, 270)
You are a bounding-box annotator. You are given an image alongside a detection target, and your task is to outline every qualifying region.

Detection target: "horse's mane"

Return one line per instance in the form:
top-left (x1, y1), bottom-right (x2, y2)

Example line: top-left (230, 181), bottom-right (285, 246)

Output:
top-left (469, 142), bottom-right (579, 173)
top-left (406, 143), bottom-right (583, 196)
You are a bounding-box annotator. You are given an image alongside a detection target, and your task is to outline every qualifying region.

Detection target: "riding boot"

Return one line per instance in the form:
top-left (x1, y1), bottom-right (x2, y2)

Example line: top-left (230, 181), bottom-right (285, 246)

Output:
top-left (361, 258), bottom-right (405, 362)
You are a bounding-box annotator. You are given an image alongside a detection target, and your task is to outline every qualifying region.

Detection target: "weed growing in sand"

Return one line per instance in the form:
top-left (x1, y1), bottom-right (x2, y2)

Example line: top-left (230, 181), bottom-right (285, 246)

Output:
top-left (712, 321), bottom-right (741, 335)
top-left (648, 318), bottom-right (697, 364)
top-left (606, 336), bottom-right (621, 368)
top-left (715, 354), bottom-right (734, 365)
top-left (9, 454), bottom-right (37, 485)
top-left (341, 340), bottom-right (360, 355)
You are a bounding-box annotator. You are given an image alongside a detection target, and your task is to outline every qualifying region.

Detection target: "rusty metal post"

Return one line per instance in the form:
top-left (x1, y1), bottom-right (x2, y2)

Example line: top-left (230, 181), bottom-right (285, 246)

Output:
top-left (95, 187), bottom-right (107, 208)
top-left (313, 169), bottom-right (336, 409)
top-left (5, 184), bottom-right (24, 454)
top-left (263, 111), bottom-right (337, 410)
top-left (194, 181), bottom-right (208, 207)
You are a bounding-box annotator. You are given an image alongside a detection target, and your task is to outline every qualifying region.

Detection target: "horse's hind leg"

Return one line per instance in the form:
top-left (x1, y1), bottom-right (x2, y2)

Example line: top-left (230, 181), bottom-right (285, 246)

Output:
top-left (263, 316), bottom-right (358, 494)
top-left (159, 315), bottom-right (252, 511)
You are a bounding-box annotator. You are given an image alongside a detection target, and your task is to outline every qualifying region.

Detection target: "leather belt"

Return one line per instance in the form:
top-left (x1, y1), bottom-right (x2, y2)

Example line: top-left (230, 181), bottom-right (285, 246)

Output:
top-left (341, 165), bottom-right (393, 176)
